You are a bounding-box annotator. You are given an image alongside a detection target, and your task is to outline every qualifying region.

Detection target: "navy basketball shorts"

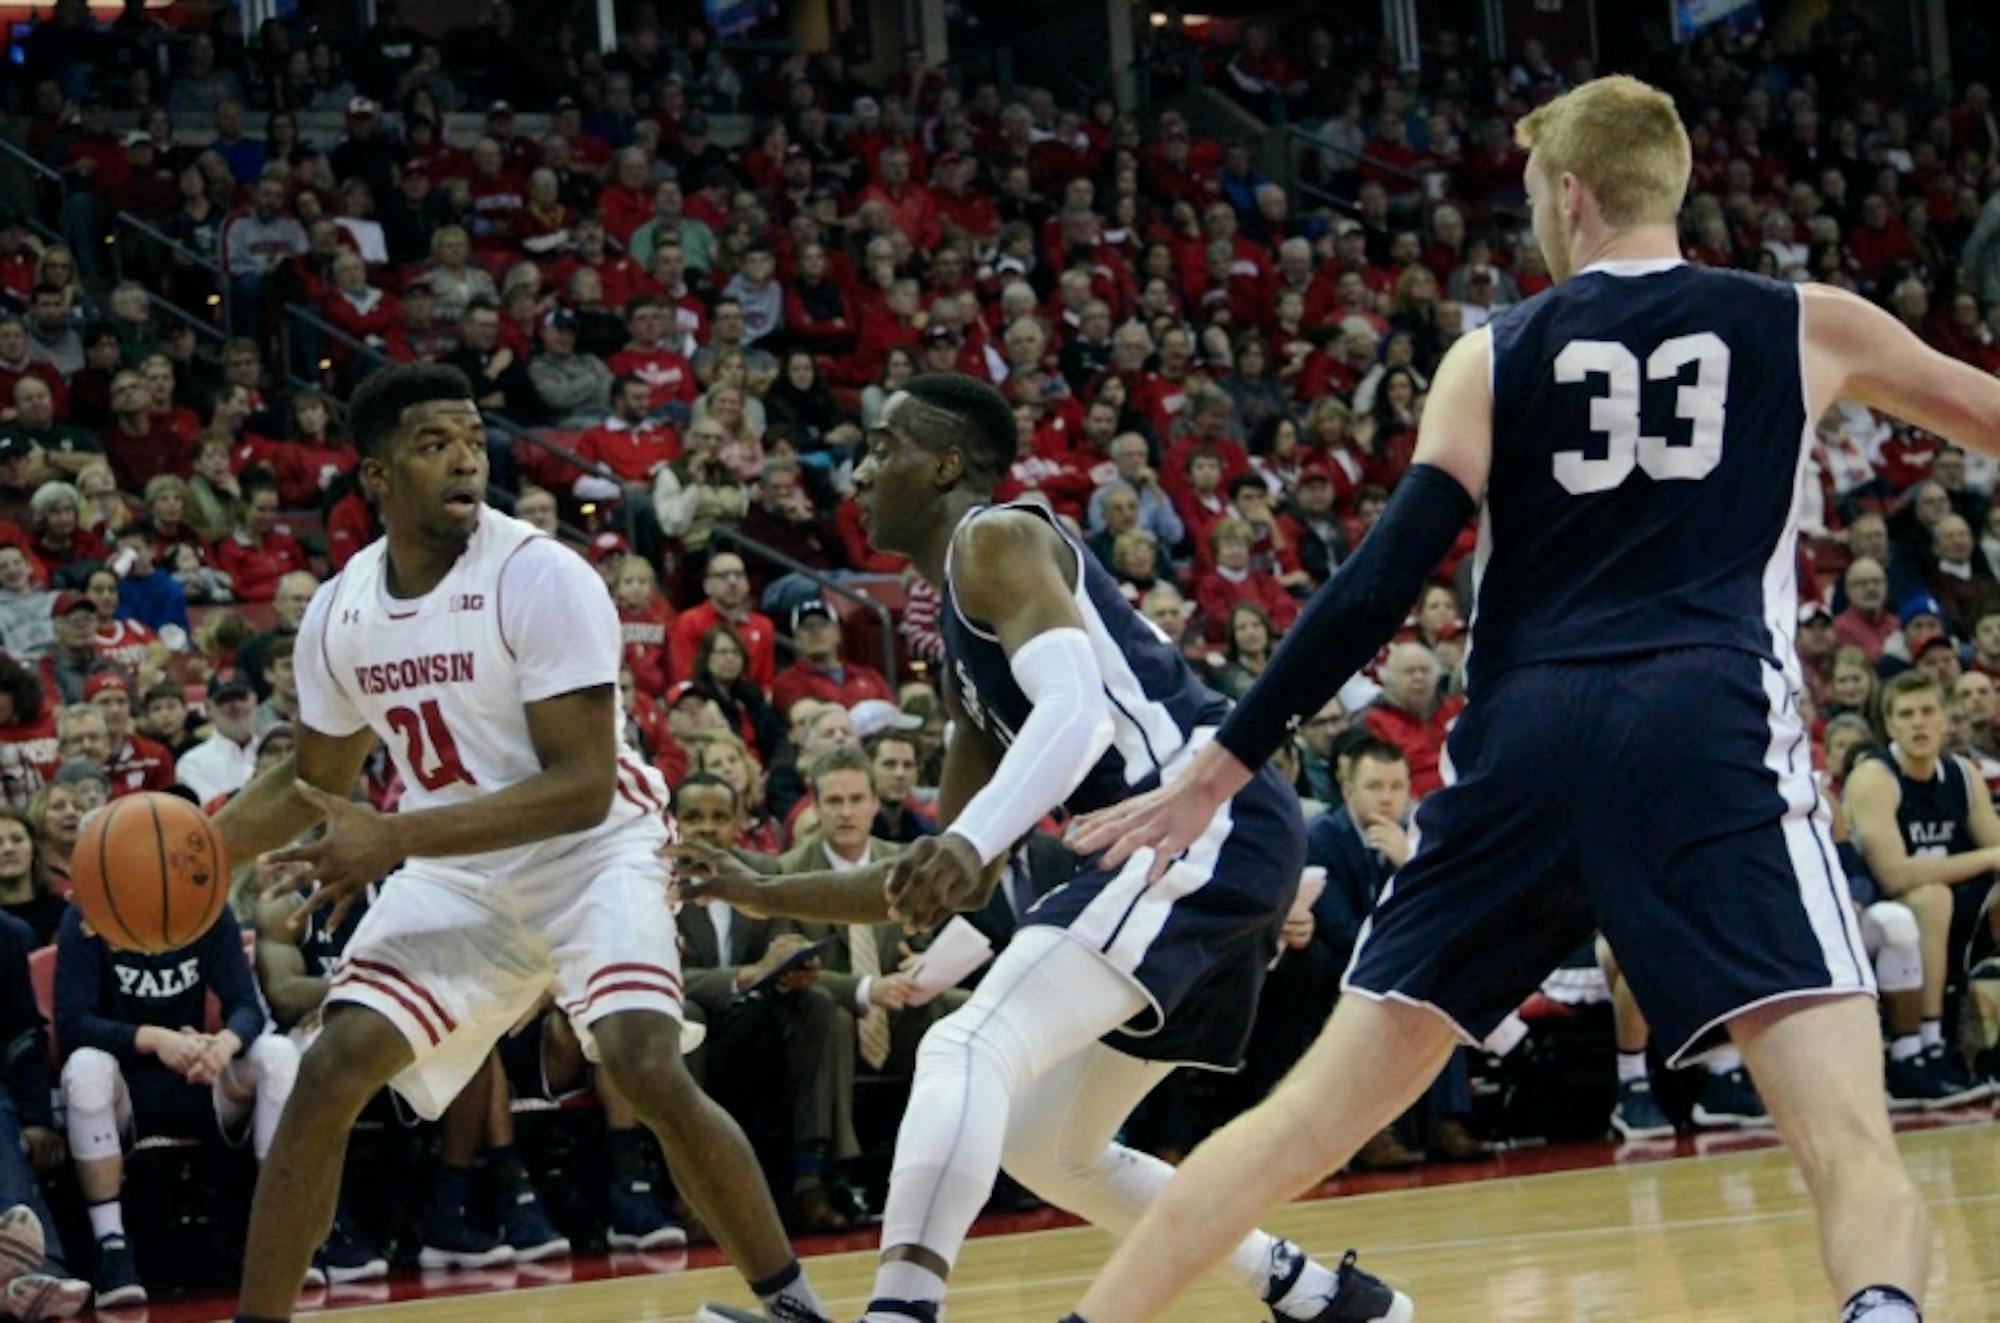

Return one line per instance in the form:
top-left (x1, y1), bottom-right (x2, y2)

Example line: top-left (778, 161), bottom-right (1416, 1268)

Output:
top-left (1345, 646), bottom-right (1874, 1067)
top-left (1029, 756), bottom-right (1305, 1069)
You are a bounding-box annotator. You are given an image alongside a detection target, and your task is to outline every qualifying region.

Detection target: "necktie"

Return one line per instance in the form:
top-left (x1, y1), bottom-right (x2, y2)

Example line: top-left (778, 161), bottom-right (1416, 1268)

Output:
top-left (849, 924), bottom-right (892, 1071)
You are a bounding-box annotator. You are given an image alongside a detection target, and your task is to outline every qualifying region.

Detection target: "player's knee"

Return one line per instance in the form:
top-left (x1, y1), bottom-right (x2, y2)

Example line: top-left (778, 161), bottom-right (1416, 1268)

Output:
top-left (999, 1121), bottom-right (1096, 1198)
top-left (917, 1003), bottom-right (1030, 1093)
top-left (1863, 900), bottom-right (1921, 952)
top-left (295, 1013), bottom-right (406, 1113)
top-left (593, 1014), bottom-right (698, 1112)
top-left (60, 1048), bottom-right (120, 1114)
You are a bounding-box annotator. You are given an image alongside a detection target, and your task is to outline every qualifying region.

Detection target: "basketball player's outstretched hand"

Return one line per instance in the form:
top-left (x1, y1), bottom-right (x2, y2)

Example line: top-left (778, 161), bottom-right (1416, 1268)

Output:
top-left (662, 841), bottom-right (770, 915)
top-left (263, 781), bottom-right (404, 935)
top-left (1069, 743), bottom-right (1247, 880)
top-left (884, 833), bottom-right (983, 933)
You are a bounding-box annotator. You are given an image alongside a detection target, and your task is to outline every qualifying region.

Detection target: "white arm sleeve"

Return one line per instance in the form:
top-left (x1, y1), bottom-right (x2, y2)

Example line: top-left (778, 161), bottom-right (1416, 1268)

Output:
top-left (948, 627), bottom-right (1115, 866)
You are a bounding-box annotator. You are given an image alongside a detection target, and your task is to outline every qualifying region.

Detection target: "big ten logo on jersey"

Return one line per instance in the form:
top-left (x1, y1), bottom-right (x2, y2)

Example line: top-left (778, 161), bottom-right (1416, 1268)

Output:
top-left (451, 593), bottom-right (486, 612)
top-left (1550, 332), bottom-right (1730, 495)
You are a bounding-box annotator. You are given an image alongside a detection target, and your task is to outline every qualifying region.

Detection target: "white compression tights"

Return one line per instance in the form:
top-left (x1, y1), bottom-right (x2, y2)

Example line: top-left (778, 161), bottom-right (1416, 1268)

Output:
top-left (1001, 1035), bottom-right (1311, 1299)
top-left (878, 925), bottom-right (1298, 1298)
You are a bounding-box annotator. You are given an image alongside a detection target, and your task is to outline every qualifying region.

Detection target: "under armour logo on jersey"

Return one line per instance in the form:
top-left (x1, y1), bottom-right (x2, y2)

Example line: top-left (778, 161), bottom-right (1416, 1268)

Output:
top-left (341, 609), bottom-right (361, 625)
top-left (450, 593), bottom-right (486, 612)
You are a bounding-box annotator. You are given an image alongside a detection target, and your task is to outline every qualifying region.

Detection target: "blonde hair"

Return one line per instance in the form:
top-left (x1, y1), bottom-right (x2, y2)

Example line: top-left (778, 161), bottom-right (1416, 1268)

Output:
top-left (1513, 75), bottom-right (1691, 227)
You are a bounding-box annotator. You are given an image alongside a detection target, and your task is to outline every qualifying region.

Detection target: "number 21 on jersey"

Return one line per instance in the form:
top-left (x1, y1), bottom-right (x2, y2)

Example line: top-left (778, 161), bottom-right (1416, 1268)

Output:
top-left (386, 700), bottom-right (477, 791)
top-left (1550, 332), bottom-right (1730, 495)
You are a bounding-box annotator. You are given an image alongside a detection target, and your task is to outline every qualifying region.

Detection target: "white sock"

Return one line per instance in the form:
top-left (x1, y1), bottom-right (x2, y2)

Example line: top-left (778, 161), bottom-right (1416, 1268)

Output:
top-left (1616, 1051), bottom-right (1649, 1084)
top-left (1704, 1045), bottom-right (1743, 1075)
top-left (751, 1260), bottom-right (824, 1319)
top-left (1920, 1020), bottom-right (1944, 1050)
top-left (1890, 1034), bottom-right (1924, 1062)
top-left (868, 1258), bottom-right (945, 1311)
top-left (87, 1202), bottom-right (123, 1242)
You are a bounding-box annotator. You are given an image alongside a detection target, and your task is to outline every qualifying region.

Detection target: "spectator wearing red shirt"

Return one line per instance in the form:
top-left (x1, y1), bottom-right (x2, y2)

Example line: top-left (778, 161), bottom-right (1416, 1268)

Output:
top-left (932, 153), bottom-right (999, 243)
top-left (234, 391), bottom-right (358, 511)
top-left (609, 555), bottom-right (675, 697)
top-left (1195, 517), bottom-right (1299, 643)
top-left (783, 243), bottom-right (858, 355)
top-left (739, 460), bottom-right (846, 597)
top-left (858, 145), bottom-right (941, 255)
top-left (1174, 446), bottom-right (1232, 556)
top-left (1362, 642), bottom-right (1464, 800)
top-left (573, 376), bottom-right (681, 503)
top-left (608, 298), bottom-right (699, 414)
top-left (0, 655), bottom-right (58, 809)
top-left (666, 551), bottom-right (776, 687)
top-left (1162, 388), bottom-right (1252, 505)
top-left (98, 370), bottom-right (189, 493)
top-left (1849, 193), bottom-right (1914, 279)
top-left (547, 216), bottom-right (647, 313)
top-left (86, 670), bottom-right (174, 798)
top-left (596, 147), bottom-right (656, 248)
top-left (771, 600), bottom-right (894, 717)
top-left (208, 475), bottom-right (306, 603)
top-left (465, 136), bottom-right (528, 251)
top-left (319, 251), bottom-right (402, 362)
top-left (1832, 557), bottom-right (1899, 663)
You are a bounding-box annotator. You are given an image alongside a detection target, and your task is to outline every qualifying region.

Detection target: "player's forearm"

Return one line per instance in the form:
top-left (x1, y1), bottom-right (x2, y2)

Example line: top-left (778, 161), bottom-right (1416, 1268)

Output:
top-left (388, 760), bottom-right (616, 861)
top-left (736, 868), bottom-right (895, 924)
top-left (1871, 846), bottom-right (2000, 896)
top-left (213, 756), bottom-right (325, 862)
top-left (1217, 463), bottom-right (1473, 769)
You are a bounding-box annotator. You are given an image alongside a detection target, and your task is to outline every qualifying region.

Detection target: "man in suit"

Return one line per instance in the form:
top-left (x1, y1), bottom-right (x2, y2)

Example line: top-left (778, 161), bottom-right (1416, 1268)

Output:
top-left (673, 773), bottom-right (856, 1233)
top-left (1291, 736), bottom-right (1485, 1165)
top-left (779, 748), bottom-right (965, 1152)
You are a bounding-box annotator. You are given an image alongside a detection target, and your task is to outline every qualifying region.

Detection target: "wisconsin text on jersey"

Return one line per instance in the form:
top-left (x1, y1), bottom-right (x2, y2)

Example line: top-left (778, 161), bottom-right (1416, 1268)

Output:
top-left (351, 651), bottom-right (479, 696)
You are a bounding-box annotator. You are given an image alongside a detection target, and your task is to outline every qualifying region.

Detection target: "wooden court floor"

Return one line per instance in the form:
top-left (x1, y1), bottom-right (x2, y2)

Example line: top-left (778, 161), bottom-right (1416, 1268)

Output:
top-left (288, 1122), bottom-right (2000, 1323)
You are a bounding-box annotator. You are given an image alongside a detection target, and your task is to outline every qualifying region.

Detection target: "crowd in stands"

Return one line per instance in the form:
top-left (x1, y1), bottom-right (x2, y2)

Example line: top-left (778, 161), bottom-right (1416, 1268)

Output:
top-left (0, 0), bottom-right (1996, 1307)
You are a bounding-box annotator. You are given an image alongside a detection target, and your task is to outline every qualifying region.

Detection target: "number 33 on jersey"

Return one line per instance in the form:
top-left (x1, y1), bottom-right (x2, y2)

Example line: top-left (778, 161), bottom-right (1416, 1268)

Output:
top-left (295, 506), bottom-right (669, 875)
top-left (1469, 261), bottom-right (1813, 684)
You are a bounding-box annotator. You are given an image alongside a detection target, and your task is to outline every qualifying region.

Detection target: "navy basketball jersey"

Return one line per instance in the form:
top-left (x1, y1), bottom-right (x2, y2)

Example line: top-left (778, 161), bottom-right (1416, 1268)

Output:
top-left (939, 502), bottom-right (1231, 814)
top-left (1472, 261), bottom-right (1808, 687)
top-left (1868, 746), bottom-right (1978, 861)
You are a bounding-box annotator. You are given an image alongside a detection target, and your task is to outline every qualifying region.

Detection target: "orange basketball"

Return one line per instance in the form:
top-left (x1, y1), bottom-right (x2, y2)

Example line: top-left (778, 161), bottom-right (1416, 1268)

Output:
top-left (70, 793), bottom-right (231, 954)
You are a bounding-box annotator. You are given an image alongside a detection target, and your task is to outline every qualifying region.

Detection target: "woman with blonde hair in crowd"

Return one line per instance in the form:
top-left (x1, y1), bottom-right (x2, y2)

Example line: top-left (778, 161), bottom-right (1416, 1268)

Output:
top-left (693, 383), bottom-right (766, 483)
top-left (0, 805), bottom-right (66, 944)
top-left (23, 781), bottom-right (80, 896)
top-left (74, 462), bottom-right (135, 539)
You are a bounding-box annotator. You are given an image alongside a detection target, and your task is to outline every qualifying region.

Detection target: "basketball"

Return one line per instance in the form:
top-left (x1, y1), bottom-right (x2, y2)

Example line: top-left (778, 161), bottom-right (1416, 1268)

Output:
top-left (69, 793), bottom-right (231, 955)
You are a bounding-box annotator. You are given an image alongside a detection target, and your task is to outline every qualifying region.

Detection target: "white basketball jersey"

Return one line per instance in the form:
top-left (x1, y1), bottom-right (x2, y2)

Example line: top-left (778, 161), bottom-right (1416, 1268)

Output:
top-left (296, 505), bottom-right (669, 877)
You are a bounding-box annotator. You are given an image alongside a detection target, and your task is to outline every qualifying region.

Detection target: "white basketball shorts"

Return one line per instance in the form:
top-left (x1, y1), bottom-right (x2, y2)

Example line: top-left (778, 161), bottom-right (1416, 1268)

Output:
top-left (323, 813), bottom-right (682, 1119)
